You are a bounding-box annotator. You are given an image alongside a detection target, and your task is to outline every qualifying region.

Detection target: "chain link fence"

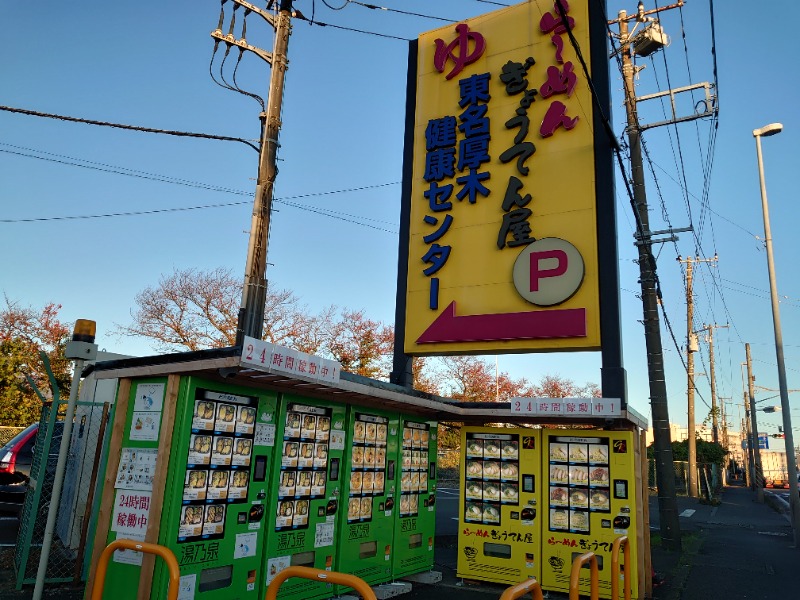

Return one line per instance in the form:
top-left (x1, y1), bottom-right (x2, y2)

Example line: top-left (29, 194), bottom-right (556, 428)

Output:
top-left (0, 426), bottom-right (25, 446)
top-left (13, 399), bottom-right (111, 589)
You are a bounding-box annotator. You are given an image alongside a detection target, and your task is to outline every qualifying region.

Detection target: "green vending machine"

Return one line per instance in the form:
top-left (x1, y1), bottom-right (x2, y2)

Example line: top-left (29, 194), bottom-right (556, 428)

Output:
top-left (335, 408), bottom-right (400, 589)
top-left (101, 376), bottom-right (279, 600)
top-left (391, 418), bottom-right (438, 578)
top-left (261, 394), bottom-right (347, 600)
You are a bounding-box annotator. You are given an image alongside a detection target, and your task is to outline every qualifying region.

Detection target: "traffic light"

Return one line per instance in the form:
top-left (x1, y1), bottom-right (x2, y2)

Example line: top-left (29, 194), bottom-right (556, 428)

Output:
top-left (771, 433), bottom-right (785, 439)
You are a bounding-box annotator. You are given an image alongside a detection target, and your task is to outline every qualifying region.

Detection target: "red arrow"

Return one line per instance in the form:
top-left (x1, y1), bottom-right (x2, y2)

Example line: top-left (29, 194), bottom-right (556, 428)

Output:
top-left (416, 301), bottom-right (586, 344)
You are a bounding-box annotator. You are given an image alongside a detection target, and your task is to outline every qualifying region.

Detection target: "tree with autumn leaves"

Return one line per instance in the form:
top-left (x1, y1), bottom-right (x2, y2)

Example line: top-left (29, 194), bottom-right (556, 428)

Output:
top-left (2, 267), bottom-right (600, 426)
top-left (0, 297), bottom-right (72, 426)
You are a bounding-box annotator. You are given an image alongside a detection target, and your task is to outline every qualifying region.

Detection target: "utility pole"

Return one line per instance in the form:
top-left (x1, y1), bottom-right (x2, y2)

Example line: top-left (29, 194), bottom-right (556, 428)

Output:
top-left (211, 0), bottom-right (295, 345)
top-left (702, 323), bottom-right (728, 444)
top-left (680, 255), bottom-right (698, 497)
top-left (719, 396), bottom-right (731, 474)
top-left (616, 5), bottom-right (681, 551)
top-left (746, 343), bottom-right (765, 502)
top-left (741, 415), bottom-right (751, 487)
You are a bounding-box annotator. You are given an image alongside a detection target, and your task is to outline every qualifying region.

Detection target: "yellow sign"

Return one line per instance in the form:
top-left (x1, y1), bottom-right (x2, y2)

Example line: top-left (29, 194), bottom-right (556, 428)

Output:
top-left (404, 0), bottom-right (600, 355)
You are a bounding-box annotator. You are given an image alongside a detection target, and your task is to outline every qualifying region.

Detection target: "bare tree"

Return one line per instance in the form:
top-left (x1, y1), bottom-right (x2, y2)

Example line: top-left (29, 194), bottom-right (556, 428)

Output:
top-left (118, 268), bottom-right (304, 352)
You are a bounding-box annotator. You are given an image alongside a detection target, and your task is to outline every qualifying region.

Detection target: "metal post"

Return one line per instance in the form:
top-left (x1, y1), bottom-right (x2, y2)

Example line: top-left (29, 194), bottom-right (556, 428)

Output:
top-left (236, 0), bottom-right (294, 345)
top-left (753, 124), bottom-right (800, 546)
top-left (619, 11), bottom-right (681, 551)
top-left (33, 321), bottom-right (97, 600)
top-left (746, 343), bottom-right (764, 503)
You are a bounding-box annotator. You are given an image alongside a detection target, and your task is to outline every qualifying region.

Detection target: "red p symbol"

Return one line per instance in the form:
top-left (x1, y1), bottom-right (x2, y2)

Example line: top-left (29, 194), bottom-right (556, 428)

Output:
top-left (529, 250), bottom-right (568, 291)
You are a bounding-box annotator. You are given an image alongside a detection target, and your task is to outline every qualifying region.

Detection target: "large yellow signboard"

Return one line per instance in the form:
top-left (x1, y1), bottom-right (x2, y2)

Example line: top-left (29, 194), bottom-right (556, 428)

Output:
top-left (404, 0), bottom-right (601, 355)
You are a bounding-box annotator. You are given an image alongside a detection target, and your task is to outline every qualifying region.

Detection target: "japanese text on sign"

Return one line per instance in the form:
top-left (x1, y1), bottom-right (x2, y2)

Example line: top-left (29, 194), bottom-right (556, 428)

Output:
top-left (110, 490), bottom-right (152, 536)
top-left (510, 398), bottom-right (621, 417)
top-left (241, 336), bottom-right (340, 383)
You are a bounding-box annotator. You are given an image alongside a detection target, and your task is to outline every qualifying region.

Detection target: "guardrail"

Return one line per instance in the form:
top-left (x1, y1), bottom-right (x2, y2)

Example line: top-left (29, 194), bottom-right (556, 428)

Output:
top-left (611, 535), bottom-right (631, 600)
top-left (499, 577), bottom-right (544, 600)
top-left (264, 566), bottom-right (377, 600)
top-left (89, 539), bottom-right (180, 600)
top-left (569, 551), bottom-right (599, 600)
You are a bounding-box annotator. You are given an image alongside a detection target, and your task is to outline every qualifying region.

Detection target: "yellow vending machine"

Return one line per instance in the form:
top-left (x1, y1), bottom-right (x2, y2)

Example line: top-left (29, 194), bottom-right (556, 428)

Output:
top-left (540, 430), bottom-right (639, 599)
top-left (457, 427), bottom-right (542, 585)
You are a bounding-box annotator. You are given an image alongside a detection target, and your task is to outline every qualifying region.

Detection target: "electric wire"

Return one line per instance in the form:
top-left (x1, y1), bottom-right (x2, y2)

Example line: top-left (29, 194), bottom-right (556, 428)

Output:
top-left (293, 12), bottom-right (411, 41)
top-left (0, 105), bottom-right (259, 152)
top-left (345, 1), bottom-right (455, 23)
top-left (0, 142), bottom-right (399, 230)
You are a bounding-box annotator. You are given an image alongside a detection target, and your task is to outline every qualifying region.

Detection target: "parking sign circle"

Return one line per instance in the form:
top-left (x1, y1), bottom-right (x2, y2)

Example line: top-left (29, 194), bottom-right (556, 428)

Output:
top-left (512, 238), bottom-right (585, 306)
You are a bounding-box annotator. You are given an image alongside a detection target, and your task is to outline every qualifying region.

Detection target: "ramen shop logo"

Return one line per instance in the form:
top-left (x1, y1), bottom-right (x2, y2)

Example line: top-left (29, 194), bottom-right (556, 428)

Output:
top-left (434, 23), bottom-right (486, 80)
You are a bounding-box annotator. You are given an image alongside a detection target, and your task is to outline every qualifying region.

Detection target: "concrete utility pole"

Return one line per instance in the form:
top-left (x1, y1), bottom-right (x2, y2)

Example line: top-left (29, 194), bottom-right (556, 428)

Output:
top-left (213, 0), bottom-right (294, 346)
top-left (702, 323), bottom-right (727, 444)
top-left (746, 343), bottom-right (765, 502)
top-left (741, 413), bottom-right (752, 487)
top-left (617, 7), bottom-right (681, 551)
top-left (681, 256), bottom-right (698, 497)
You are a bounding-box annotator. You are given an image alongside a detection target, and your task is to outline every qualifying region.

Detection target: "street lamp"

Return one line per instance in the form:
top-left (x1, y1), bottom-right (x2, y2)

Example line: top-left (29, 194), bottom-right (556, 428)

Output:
top-left (753, 122), bottom-right (800, 548)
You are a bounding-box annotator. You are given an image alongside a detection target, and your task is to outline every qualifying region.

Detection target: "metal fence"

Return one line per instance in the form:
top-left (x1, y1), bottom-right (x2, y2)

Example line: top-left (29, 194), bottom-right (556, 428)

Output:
top-left (13, 399), bottom-right (111, 589)
top-left (647, 459), bottom-right (720, 496)
top-left (0, 426), bottom-right (25, 446)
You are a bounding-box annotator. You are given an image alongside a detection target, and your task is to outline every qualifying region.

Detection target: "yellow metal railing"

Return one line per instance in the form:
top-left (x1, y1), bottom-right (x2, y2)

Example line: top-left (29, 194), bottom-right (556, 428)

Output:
top-left (264, 566), bottom-right (377, 600)
top-left (499, 577), bottom-right (544, 600)
top-left (89, 539), bottom-right (180, 600)
top-left (611, 535), bottom-right (631, 600)
top-left (569, 551), bottom-right (599, 600)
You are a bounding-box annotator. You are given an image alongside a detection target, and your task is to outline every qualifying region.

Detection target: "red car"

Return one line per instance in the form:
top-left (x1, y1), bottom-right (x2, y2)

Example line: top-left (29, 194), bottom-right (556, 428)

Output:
top-left (0, 423), bottom-right (62, 515)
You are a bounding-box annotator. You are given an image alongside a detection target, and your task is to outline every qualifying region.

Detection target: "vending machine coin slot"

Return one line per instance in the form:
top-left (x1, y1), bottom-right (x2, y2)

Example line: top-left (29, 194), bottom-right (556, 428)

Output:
top-left (387, 460), bottom-right (395, 480)
top-left (484, 543), bottom-right (512, 559)
top-left (330, 458), bottom-right (340, 481)
top-left (198, 564), bottom-right (233, 593)
top-left (428, 462), bottom-right (436, 480)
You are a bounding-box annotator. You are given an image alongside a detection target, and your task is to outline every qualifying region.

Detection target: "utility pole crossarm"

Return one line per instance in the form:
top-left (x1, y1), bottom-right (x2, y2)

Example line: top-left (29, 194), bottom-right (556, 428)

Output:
top-left (210, 30), bottom-right (274, 65)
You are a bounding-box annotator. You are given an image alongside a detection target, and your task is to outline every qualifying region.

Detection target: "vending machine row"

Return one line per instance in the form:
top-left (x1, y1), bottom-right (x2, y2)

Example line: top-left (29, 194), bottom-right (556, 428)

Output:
top-left (97, 376), bottom-right (437, 600)
top-left (457, 426), bottom-right (640, 599)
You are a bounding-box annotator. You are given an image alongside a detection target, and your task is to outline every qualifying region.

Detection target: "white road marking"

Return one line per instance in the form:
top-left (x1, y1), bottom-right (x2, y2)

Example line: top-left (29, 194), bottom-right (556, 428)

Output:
top-left (679, 509), bottom-right (696, 518)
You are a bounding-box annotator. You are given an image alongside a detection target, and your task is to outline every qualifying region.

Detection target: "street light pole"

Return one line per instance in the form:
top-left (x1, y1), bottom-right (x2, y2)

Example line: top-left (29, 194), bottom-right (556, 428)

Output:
top-left (753, 122), bottom-right (800, 547)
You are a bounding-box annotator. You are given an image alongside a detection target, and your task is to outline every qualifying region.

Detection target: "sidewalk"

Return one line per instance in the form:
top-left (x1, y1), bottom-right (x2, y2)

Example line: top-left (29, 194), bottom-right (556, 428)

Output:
top-left (1, 483), bottom-right (793, 599)
top-left (648, 482), bottom-right (795, 600)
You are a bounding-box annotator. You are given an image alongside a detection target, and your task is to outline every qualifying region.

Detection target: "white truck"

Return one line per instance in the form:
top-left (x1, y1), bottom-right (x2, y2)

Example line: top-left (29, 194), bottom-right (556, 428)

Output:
top-left (761, 450), bottom-right (789, 489)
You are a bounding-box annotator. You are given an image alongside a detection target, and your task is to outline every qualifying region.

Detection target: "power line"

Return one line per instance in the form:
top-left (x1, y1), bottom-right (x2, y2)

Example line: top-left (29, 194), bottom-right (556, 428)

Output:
top-left (0, 105), bottom-right (259, 152)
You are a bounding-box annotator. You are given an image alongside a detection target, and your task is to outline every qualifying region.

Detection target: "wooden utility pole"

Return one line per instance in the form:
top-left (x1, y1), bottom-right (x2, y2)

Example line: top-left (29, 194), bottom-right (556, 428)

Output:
top-left (211, 0), bottom-right (295, 345)
top-left (616, 7), bottom-right (681, 551)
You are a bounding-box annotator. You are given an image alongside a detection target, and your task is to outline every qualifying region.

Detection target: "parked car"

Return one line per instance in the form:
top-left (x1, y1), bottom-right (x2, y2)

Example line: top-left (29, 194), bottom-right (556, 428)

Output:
top-left (0, 422), bottom-right (63, 515)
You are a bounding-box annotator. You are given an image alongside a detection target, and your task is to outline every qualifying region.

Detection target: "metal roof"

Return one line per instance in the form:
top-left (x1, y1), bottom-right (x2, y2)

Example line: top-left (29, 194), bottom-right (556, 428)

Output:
top-left (85, 347), bottom-right (647, 429)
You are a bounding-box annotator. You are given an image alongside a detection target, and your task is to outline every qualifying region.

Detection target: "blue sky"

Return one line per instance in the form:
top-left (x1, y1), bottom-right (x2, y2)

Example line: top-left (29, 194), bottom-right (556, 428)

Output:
top-left (2, 1), bottom-right (798, 446)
